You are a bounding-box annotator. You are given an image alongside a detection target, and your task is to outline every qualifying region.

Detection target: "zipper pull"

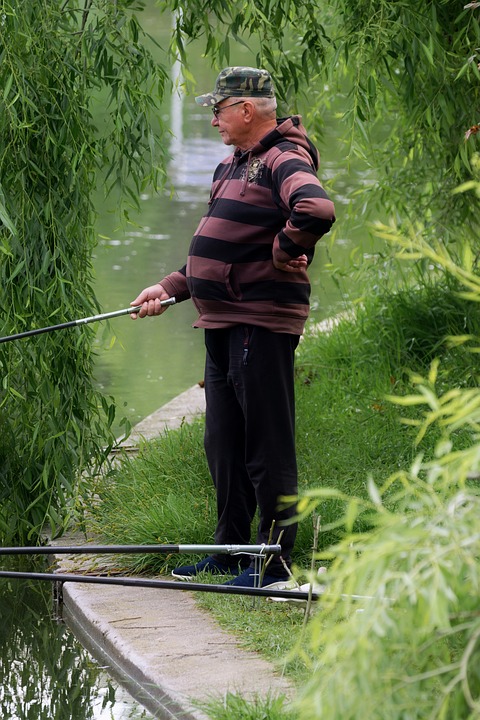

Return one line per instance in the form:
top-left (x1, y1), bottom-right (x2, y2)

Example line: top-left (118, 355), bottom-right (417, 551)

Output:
top-left (243, 328), bottom-right (249, 366)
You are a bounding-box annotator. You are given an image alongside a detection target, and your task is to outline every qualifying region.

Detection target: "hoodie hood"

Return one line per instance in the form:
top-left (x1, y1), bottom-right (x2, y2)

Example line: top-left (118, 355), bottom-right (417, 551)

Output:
top-left (232, 115), bottom-right (320, 197)
top-left (254, 115), bottom-right (320, 171)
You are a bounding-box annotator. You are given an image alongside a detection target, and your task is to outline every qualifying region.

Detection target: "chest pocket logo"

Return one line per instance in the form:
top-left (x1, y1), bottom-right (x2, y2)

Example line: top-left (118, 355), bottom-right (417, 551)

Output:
top-left (241, 157), bottom-right (265, 185)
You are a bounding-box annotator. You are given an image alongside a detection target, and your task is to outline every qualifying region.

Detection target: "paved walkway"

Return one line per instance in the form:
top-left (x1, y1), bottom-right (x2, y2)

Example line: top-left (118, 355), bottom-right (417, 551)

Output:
top-left (53, 384), bottom-right (294, 720)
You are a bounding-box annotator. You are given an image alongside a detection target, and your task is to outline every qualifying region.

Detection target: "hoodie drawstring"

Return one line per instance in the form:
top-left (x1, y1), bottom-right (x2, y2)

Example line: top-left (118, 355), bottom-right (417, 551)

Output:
top-left (240, 151), bottom-right (252, 197)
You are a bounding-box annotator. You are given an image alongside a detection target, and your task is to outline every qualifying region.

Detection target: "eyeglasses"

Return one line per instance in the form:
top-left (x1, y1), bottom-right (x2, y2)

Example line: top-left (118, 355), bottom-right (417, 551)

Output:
top-left (212, 100), bottom-right (245, 118)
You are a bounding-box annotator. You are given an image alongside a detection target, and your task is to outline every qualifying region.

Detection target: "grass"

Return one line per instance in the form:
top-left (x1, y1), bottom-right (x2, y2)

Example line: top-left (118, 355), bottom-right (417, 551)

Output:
top-left (85, 421), bottom-right (215, 574)
top-left (198, 692), bottom-right (296, 720)
top-left (84, 279), bottom-right (480, 699)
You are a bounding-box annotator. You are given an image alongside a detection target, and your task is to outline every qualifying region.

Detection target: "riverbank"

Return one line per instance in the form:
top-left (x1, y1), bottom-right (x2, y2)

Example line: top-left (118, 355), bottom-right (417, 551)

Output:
top-left (52, 383), bottom-right (293, 720)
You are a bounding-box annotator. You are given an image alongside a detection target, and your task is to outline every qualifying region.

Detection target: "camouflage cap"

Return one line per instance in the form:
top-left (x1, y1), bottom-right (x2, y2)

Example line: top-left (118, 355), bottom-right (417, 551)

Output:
top-left (195, 66), bottom-right (275, 106)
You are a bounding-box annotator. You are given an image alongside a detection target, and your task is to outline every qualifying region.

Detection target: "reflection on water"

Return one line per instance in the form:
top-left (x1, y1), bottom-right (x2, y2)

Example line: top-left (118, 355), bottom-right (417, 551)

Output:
top-left (0, 560), bottom-right (151, 720)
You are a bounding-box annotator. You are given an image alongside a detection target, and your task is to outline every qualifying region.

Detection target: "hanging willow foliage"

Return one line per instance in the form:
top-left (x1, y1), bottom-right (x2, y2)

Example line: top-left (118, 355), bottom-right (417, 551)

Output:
top-left (0, 0), bottom-right (171, 542)
top-left (171, 0), bottom-right (480, 243)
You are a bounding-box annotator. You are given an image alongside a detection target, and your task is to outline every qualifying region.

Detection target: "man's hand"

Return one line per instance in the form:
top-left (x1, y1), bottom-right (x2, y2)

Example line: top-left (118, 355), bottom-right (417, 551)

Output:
top-left (273, 254), bottom-right (308, 272)
top-left (130, 283), bottom-right (171, 319)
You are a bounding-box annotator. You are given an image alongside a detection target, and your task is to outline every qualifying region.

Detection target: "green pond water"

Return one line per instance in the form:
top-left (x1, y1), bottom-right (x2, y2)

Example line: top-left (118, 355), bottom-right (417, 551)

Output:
top-left (0, 560), bottom-right (152, 719)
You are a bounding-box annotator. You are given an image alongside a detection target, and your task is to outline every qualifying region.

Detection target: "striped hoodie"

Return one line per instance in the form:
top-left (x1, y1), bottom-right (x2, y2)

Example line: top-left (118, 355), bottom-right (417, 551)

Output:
top-left (160, 115), bottom-right (336, 334)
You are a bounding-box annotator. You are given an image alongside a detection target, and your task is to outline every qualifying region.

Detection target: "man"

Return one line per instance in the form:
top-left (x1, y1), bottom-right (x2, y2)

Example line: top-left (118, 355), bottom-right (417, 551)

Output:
top-left (131, 67), bottom-right (335, 588)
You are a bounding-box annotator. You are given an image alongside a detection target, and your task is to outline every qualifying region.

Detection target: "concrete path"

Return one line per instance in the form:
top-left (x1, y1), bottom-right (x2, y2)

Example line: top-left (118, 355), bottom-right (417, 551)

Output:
top-left (53, 384), bottom-right (294, 720)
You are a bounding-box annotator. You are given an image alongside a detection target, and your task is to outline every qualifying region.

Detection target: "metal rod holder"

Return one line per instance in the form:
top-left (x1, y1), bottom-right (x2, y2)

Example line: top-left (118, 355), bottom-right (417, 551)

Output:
top-left (0, 543), bottom-right (281, 556)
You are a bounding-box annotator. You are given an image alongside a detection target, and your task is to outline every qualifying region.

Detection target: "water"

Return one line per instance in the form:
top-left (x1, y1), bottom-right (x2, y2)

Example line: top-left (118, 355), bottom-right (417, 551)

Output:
top-left (0, 561), bottom-right (152, 720)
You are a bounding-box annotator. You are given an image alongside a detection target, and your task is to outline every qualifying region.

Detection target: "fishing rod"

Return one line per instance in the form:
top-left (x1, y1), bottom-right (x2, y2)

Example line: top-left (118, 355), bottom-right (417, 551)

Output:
top-left (0, 297), bottom-right (176, 344)
top-left (0, 569), bottom-right (320, 601)
top-left (0, 543), bottom-right (281, 556)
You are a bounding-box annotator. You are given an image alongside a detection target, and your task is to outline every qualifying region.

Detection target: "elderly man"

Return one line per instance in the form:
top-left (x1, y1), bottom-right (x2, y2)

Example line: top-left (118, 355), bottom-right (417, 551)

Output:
top-left (131, 67), bottom-right (335, 588)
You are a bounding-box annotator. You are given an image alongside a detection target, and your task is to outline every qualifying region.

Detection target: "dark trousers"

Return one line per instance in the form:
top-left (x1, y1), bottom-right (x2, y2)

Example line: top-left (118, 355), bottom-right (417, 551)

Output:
top-left (203, 325), bottom-right (299, 576)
